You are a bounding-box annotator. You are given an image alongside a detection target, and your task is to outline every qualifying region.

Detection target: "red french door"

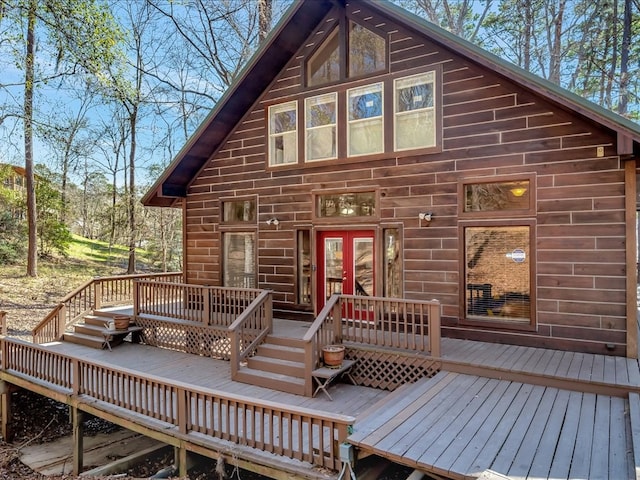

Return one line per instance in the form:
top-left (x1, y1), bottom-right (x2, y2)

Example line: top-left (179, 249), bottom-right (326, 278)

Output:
top-left (317, 231), bottom-right (375, 311)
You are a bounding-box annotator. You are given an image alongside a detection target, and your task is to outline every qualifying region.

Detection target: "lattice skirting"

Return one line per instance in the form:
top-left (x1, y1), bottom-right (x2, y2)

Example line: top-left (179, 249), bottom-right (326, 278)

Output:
top-left (345, 346), bottom-right (441, 391)
top-left (136, 317), bottom-right (231, 360)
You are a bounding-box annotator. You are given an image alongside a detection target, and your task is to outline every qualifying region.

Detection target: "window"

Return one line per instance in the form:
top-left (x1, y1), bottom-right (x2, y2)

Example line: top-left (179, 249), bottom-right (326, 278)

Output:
top-left (222, 198), bottom-right (256, 223)
top-left (461, 176), bottom-right (534, 217)
top-left (394, 72), bottom-right (436, 151)
top-left (305, 93), bottom-right (337, 161)
top-left (347, 83), bottom-right (383, 156)
top-left (307, 28), bottom-right (340, 87)
top-left (348, 21), bottom-right (386, 78)
top-left (268, 101), bottom-right (297, 166)
top-left (383, 227), bottom-right (402, 298)
top-left (316, 191), bottom-right (376, 219)
top-left (223, 232), bottom-right (256, 288)
top-left (464, 225), bottom-right (532, 326)
top-left (297, 230), bottom-right (311, 305)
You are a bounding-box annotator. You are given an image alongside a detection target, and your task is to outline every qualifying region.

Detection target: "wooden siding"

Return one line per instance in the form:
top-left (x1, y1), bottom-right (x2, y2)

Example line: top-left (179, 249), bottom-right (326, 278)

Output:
top-left (183, 3), bottom-right (626, 355)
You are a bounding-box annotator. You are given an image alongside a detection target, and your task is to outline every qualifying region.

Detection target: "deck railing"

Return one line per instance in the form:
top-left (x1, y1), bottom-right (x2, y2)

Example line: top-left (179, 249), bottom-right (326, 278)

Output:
top-left (134, 281), bottom-right (261, 326)
top-left (229, 291), bottom-right (273, 378)
top-left (301, 295), bottom-right (441, 394)
top-left (0, 337), bottom-right (352, 470)
top-left (32, 272), bottom-right (183, 344)
top-left (340, 295), bottom-right (441, 357)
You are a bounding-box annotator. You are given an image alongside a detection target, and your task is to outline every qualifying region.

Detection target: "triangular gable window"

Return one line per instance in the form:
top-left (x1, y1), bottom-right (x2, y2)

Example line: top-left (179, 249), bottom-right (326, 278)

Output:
top-left (306, 20), bottom-right (387, 87)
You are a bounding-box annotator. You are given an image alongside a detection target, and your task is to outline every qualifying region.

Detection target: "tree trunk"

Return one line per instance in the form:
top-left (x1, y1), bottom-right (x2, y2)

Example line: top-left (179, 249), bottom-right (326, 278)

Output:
top-left (258, 0), bottom-right (272, 42)
top-left (618, 0), bottom-right (631, 115)
top-left (127, 109), bottom-right (137, 274)
top-left (25, 0), bottom-right (37, 277)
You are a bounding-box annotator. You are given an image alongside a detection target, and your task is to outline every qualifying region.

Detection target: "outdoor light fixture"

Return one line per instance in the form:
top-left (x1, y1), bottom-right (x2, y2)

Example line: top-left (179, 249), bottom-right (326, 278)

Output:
top-left (266, 217), bottom-right (280, 226)
top-left (418, 212), bottom-right (433, 226)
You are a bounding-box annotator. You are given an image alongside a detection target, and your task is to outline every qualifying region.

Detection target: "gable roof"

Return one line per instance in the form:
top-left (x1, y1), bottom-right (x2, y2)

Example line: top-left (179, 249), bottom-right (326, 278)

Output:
top-left (142, 0), bottom-right (640, 207)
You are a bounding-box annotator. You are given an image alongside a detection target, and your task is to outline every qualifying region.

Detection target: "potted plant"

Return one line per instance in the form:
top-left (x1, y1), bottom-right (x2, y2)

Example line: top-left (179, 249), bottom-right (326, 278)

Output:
top-left (322, 344), bottom-right (345, 367)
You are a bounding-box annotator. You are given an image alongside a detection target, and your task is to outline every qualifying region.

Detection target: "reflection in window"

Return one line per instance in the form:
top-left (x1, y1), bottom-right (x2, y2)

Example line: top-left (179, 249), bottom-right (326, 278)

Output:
top-left (268, 102), bottom-right (297, 166)
top-left (348, 83), bottom-right (383, 156)
top-left (297, 230), bottom-right (311, 305)
top-left (354, 238), bottom-right (374, 296)
top-left (307, 29), bottom-right (340, 87)
top-left (384, 228), bottom-right (401, 298)
top-left (464, 180), bottom-right (530, 212)
top-left (317, 191), bottom-right (376, 218)
top-left (348, 21), bottom-right (386, 78)
top-left (305, 93), bottom-right (337, 161)
top-left (394, 72), bottom-right (436, 150)
top-left (465, 226), bottom-right (530, 322)
top-left (222, 199), bottom-right (256, 223)
top-left (224, 232), bottom-right (256, 288)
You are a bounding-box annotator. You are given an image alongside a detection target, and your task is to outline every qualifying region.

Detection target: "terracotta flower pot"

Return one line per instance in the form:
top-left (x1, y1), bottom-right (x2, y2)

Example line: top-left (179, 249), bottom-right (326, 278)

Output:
top-left (113, 315), bottom-right (130, 330)
top-left (322, 345), bottom-right (345, 367)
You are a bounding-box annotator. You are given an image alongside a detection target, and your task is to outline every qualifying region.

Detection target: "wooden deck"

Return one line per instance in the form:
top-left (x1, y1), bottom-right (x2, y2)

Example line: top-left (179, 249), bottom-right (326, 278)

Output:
top-left (4, 314), bottom-right (640, 479)
top-left (349, 371), bottom-right (636, 479)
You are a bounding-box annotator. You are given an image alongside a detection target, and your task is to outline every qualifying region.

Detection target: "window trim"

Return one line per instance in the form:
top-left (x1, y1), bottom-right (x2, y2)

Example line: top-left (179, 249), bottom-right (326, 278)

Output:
top-left (268, 101), bottom-right (298, 167)
top-left (220, 195), bottom-right (258, 225)
top-left (458, 219), bottom-right (536, 331)
top-left (458, 173), bottom-right (536, 219)
top-left (312, 187), bottom-right (380, 224)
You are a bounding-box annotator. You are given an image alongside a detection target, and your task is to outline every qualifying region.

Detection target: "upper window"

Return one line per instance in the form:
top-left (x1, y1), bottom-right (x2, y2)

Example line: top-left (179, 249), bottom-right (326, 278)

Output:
top-left (347, 83), bottom-right (384, 156)
top-left (307, 29), bottom-right (340, 87)
top-left (306, 19), bottom-right (387, 87)
top-left (268, 102), bottom-right (297, 166)
top-left (394, 72), bottom-right (436, 151)
top-left (348, 21), bottom-right (386, 78)
top-left (305, 93), bottom-right (337, 161)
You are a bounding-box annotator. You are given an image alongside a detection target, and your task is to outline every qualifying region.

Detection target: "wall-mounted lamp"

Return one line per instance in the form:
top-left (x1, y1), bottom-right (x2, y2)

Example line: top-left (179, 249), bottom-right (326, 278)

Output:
top-left (266, 217), bottom-right (280, 226)
top-left (418, 212), bottom-right (433, 226)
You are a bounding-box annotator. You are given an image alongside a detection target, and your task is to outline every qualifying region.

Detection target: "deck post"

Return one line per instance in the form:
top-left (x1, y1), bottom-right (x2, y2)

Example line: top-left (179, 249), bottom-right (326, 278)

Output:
top-left (0, 311), bottom-right (6, 336)
top-left (58, 303), bottom-right (67, 340)
top-left (332, 297), bottom-right (342, 342)
top-left (94, 280), bottom-right (102, 310)
top-left (72, 406), bottom-right (84, 475)
top-left (429, 301), bottom-right (441, 358)
top-left (175, 445), bottom-right (188, 477)
top-left (0, 381), bottom-right (13, 442)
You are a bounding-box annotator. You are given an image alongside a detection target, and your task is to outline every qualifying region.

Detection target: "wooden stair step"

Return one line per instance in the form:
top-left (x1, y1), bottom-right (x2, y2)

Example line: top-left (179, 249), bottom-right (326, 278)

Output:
top-left (63, 332), bottom-right (106, 349)
top-left (235, 367), bottom-right (306, 396)
top-left (246, 355), bottom-right (305, 378)
top-left (74, 323), bottom-right (110, 337)
top-left (264, 335), bottom-right (306, 349)
top-left (83, 314), bottom-right (113, 327)
top-left (257, 343), bottom-right (305, 362)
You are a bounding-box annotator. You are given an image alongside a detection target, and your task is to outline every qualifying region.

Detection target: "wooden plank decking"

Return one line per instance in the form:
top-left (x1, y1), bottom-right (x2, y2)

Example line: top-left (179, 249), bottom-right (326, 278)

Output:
top-left (349, 371), bottom-right (635, 480)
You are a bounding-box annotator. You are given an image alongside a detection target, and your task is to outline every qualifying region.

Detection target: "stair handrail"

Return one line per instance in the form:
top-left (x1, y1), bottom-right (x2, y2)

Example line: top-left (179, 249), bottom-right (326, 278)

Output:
top-left (32, 272), bottom-right (183, 344)
top-left (301, 293), bottom-right (342, 397)
top-left (229, 290), bottom-right (273, 379)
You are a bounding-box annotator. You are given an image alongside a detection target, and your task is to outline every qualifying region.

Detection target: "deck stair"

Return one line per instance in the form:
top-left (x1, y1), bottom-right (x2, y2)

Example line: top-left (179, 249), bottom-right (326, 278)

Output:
top-left (235, 335), bottom-right (308, 396)
top-left (63, 311), bottom-right (131, 350)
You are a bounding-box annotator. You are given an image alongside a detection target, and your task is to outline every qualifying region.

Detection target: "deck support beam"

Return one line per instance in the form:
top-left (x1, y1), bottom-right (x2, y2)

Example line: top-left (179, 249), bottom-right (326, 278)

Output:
top-left (176, 445), bottom-right (188, 477)
top-left (72, 407), bottom-right (85, 476)
top-left (0, 381), bottom-right (13, 442)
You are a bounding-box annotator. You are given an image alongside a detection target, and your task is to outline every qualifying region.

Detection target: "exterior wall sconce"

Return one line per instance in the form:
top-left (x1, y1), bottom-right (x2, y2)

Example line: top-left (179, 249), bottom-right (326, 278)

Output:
top-left (266, 217), bottom-right (280, 226)
top-left (418, 212), bottom-right (432, 225)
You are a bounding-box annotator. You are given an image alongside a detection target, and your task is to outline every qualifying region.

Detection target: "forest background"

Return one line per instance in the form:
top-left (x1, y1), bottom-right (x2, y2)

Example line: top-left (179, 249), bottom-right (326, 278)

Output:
top-left (0, 0), bottom-right (638, 277)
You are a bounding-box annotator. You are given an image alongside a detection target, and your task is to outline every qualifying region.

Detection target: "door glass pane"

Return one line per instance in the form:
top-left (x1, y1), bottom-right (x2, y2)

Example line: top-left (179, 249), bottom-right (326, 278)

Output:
top-left (465, 226), bottom-right (530, 321)
top-left (354, 238), bottom-right (374, 296)
top-left (224, 232), bottom-right (256, 288)
top-left (324, 237), bottom-right (343, 299)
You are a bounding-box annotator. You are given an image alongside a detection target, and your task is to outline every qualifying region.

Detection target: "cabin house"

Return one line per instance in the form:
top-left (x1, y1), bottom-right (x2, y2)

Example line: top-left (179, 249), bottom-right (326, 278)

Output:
top-left (143, 0), bottom-right (640, 359)
top-left (5, 1), bottom-right (640, 478)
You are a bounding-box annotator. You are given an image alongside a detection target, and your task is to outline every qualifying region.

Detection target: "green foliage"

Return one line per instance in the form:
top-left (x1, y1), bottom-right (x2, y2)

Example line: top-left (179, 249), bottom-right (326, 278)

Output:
top-left (0, 211), bottom-right (26, 264)
top-left (34, 164), bottom-right (72, 257)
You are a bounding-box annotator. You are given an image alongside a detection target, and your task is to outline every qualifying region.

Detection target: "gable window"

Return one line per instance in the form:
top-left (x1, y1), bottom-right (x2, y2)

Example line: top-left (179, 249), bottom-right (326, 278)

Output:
top-left (307, 28), bottom-right (340, 87)
top-left (268, 101), bottom-right (297, 166)
top-left (394, 72), bottom-right (436, 151)
top-left (348, 21), bottom-right (386, 78)
top-left (348, 83), bottom-right (383, 156)
top-left (305, 93), bottom-right (337, 161)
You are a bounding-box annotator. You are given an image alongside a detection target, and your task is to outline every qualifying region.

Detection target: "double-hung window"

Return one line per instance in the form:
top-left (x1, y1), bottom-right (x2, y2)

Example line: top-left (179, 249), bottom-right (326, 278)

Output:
top-left (347, 83), bottom-right (384, 156)
top-left (394, 72), bottom-right (436, 151)
top-left (268, 102), bottom-right (297, 166)
top-left (305, 93), bottom-right (337, 162)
